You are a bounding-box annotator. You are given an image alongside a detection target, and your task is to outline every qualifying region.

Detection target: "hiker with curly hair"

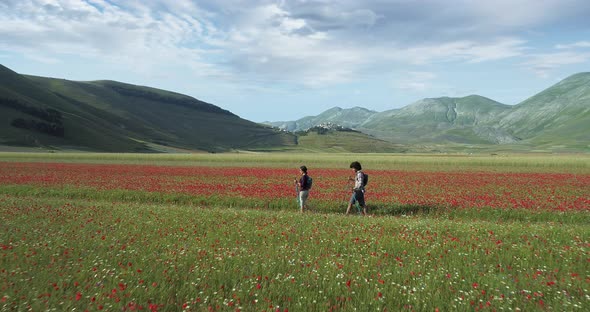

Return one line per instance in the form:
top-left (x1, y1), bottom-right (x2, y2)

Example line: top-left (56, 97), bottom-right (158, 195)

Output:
top-left (346, 161), bottom-right (368, 215)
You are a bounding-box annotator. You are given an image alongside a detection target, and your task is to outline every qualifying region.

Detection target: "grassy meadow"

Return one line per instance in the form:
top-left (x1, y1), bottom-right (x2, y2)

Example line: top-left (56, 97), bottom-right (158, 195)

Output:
top-left (0, 152), bottom-right (588, 311)
top-left (1, 151), bottom-right (589, 171)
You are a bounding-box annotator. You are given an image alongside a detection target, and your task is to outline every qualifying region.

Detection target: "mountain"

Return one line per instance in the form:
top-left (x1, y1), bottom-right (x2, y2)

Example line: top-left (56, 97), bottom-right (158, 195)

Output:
top-left (360, 95), bottom-right (514, 144)
top-left (0, 64), bottom-right (295, 152)
top-left (267, 106), bottom-right (377, 131)
top-left (3, 63), bottom-right (588, 153)
top-left (268, 73), bottom-right (590, 152)
top-left (495, 72), bottom-right (590, 149)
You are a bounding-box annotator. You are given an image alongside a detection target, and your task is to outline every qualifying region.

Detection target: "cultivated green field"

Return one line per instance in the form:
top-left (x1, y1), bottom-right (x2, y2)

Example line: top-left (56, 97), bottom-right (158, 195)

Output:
top-left (1, 152), bottom-right (589, 311)
top-left (1, 152), bottom-right (589, 172)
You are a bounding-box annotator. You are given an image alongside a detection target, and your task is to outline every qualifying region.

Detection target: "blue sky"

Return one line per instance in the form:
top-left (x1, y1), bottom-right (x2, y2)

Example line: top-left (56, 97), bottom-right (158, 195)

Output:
top-left (1, 0), bottom-right (590, 122)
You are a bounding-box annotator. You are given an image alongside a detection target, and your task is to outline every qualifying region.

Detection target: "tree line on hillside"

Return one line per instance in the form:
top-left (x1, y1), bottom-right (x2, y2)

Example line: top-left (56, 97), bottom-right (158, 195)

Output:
top-left (10, 118), bottom-right (65, 137)
top-left (1, 98), bottom-right (65, 137)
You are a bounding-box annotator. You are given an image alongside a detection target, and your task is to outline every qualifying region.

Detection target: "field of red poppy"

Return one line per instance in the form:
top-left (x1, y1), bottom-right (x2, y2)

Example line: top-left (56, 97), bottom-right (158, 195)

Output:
top-left (0, 153), bottom-right (589, 311)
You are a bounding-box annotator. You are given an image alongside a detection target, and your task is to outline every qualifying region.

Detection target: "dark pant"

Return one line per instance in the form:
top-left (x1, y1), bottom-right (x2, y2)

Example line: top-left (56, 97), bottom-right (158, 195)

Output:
top-left (349, 190), bottom-right (365, 207)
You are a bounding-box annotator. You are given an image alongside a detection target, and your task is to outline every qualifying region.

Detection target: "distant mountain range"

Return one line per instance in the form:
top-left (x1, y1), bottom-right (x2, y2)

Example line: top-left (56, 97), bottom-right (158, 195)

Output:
top-left (267, 73), bottom-right (590, 152)
top-left (2, 63), bottom-right (588, 153)
top-left (0, 64), bottom-right (295, 152)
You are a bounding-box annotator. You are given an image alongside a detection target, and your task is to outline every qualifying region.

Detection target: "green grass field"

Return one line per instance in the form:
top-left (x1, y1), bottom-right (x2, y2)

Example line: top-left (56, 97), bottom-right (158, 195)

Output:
top-left (1, 152), bottom-right (589, 172)
top-left (0, 152), bottom-right (588, 311)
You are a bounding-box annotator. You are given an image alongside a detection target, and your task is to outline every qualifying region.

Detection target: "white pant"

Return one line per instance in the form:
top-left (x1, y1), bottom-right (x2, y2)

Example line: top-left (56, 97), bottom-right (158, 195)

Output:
top-left (299, 190), bottom-right (309, 209)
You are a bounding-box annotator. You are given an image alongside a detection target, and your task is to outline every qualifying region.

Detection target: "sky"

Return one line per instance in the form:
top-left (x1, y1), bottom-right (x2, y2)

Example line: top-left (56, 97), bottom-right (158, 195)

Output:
top-left (1, 0), bottom-right (590, 122)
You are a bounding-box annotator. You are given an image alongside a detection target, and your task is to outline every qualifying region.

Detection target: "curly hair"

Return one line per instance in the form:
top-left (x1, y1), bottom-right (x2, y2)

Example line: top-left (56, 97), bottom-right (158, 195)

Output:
top-left (349, 161), bottom-right (362, 171)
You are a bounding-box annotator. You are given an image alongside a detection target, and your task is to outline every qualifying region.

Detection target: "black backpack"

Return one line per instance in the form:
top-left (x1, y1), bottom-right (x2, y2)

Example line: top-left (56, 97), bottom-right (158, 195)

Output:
top-left (361, 172), bottom-right (368, 188)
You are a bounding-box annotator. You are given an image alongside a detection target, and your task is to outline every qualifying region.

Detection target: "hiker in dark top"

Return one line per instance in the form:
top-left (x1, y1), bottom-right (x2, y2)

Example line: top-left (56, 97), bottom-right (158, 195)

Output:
top-left (346, 161), bottom-right (368, 215)
top-left (294, 165), bottom-right (312, 213)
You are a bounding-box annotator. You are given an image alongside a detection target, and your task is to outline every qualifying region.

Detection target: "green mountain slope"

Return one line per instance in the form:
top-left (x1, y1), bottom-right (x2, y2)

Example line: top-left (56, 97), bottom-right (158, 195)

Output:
top-left (360, 95), bottom-right (514, 144)
top-left (0, 64), bottom-right (295, 152)
top-left (495, 72), bottom-right (590, 149)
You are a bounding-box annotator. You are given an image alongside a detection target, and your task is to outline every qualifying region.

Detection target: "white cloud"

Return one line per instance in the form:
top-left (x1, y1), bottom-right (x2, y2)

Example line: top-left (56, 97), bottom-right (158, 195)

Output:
top-left (375, 38), bottom-right (527, 66)
top-left (211, 2), bottom-right (534, 86)
top-left (556, 41), bottom-right (590, 49)
top-left (26, 53), bottom-right (62, 64)
top-left (524, 51), bottom-right (590, 78)
top-left (1, 0), bottom-right (589, 90)
top-left (215, 3), bottom-right (369, 86)
top-left (0, 0), bottom-right (231, 76)
top-left (466, 0), bottom-right (575, 28)
top-left (395, 72), bottom-right (437, 92)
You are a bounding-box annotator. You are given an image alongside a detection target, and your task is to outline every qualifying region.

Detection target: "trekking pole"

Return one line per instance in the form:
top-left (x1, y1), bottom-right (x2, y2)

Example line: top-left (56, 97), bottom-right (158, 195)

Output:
top-left (295, 179), bottom-right (301, 207)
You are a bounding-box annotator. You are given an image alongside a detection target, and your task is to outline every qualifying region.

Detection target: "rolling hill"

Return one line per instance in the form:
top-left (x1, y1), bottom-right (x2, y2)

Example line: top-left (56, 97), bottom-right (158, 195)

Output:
top-left (0, 64), bottom-right (295, 152)
top-left (289, 124), bottom-right (406, 153)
